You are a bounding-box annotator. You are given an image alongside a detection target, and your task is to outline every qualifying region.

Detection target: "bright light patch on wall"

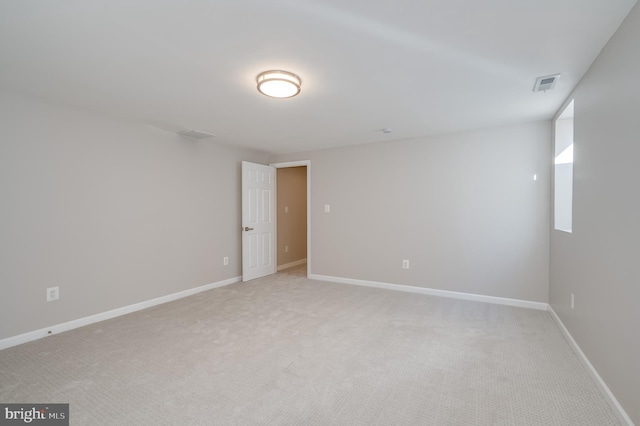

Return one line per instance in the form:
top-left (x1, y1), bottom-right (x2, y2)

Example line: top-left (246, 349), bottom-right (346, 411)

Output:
top-left (534, 174), bottom-right (537, 181)
top-left (555, 144), bottom-right (574, 165)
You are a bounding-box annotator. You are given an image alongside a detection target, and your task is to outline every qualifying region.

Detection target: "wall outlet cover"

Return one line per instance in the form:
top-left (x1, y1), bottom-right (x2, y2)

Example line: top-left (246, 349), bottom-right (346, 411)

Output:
top-left (46, 286), bottom-right (60, 302)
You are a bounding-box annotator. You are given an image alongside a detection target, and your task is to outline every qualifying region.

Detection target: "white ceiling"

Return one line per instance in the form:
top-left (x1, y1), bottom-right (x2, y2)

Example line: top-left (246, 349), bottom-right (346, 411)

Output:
top-left (0, 0), bottom-right (636, 154)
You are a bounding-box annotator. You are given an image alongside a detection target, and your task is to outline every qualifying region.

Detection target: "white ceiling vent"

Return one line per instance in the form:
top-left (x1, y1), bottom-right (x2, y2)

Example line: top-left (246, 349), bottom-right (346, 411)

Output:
top-left (533, 74), bottom-right (561, 92)
top-left (177, 129), bottom-right (216, 139)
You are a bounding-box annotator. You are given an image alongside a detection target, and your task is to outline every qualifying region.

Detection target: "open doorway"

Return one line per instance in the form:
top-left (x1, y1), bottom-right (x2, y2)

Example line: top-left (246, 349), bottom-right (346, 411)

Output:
top-left (271, 161), bottom-right (310, 277)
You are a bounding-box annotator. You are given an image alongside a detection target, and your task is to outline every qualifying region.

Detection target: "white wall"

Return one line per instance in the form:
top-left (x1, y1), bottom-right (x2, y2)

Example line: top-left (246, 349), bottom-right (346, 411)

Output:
top-left (550, 3), bottom-right (640, 424)
top-left (272, 121), bottom-right (551, 303)
top-left (0, 90), bottom-right (269, 341)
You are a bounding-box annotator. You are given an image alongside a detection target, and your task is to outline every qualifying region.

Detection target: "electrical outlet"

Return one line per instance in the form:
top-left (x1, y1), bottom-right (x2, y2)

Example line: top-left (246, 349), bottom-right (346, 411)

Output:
top-left (46, 286), bottom-right (59, 302)
top-left (324, 204), bottom-right (330, 213)
top-left (571, 293), bottom-right (575, 310)
top-left (223, 257), bottom-right (229, 266)
top-left (284, 206), bottom-right (289, 213)
top-left (402, 260), bottom-right (410, 269)
top-left (285, 245), bottom-right (289, 253)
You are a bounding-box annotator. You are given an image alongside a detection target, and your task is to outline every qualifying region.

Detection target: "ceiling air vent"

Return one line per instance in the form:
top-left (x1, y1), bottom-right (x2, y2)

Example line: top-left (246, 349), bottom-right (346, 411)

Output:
top-left (177, 129), bottom-right (216, 140)
top-left (533, 74), bottom-right (560, 92)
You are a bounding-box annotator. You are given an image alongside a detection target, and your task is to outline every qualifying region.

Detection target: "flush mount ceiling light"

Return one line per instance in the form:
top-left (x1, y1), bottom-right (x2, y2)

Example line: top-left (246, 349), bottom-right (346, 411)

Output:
top-left (256, 70), bottom-right (301, 98)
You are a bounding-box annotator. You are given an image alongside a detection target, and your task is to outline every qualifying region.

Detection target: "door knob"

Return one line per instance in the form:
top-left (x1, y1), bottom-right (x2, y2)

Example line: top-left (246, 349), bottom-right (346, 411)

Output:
top-left (244, 227), bottom-right (254, 231)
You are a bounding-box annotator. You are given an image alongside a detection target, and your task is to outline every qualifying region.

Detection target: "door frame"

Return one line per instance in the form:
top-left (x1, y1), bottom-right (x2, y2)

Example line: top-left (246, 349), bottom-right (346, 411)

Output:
top-left (270, 160), bottom-right (311, 277)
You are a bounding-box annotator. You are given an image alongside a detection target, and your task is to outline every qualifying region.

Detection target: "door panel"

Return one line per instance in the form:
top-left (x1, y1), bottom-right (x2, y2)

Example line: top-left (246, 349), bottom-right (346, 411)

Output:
top-left (242, 161), bottom-right (275, 281)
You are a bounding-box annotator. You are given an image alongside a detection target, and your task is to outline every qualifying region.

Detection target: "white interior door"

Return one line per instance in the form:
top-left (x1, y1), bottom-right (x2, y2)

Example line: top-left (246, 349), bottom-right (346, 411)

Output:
top-left (242, 161), bottom-right (276, 281)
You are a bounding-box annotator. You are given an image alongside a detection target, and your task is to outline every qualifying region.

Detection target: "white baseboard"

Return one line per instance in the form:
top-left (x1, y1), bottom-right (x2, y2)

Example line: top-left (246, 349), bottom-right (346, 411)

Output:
top-left (548, 306), bottom-right (634, 426)
top-left (308, 274), bottom-right (548, 310)
top-left (0, 276), bottom-right (241, 351)
top-left (277, 258), bottom-right (307, 271)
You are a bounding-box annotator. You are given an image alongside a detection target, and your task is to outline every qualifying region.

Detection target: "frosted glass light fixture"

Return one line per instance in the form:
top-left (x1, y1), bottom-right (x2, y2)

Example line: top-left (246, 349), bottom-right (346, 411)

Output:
top-left (256, 70), bottom-right (301, 98)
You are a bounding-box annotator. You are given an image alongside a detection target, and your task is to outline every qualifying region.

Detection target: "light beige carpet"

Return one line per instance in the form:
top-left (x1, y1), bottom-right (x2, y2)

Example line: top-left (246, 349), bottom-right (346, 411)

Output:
top-left (0, 265), bottom-right (619, 425)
